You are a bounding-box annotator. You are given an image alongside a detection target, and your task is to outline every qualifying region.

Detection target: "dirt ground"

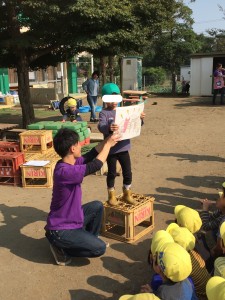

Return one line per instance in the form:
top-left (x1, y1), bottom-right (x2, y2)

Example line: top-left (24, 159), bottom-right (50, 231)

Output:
top-left (0, 95), bottom-right (225, 300)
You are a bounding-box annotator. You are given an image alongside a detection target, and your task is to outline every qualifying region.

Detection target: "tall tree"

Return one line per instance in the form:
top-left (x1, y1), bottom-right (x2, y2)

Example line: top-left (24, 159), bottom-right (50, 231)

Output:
top-left (0, 0), bottom-right (198, 126)
top-left (0, 0), bottom-right (80, 127)
top-left (142, 1), bottom-right (201, 94)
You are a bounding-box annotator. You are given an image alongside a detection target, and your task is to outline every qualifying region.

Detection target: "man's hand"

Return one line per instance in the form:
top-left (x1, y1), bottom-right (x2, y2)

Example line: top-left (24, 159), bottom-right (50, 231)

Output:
top-left (140, 112), bottom-right (146, 120)
top-left (106, 133), bottom-right (121, 147)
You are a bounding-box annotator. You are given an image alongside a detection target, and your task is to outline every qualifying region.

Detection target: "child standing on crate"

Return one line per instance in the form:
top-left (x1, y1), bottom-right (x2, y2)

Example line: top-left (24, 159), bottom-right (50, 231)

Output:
top-left (62, 98), bottom-right (82, 123)
top-left (98, 83), bottom-right (145, 206)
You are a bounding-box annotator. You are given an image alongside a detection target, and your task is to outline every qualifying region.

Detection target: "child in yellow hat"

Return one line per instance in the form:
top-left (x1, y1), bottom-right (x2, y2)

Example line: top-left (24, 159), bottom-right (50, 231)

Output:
top-left (199, 184), bottom-right (225, 258)
top-left (142, 234), bottom-right (198, 300)
top-left (166, 223), bottom-right (211, 299)
top-left (214, 221), bottom-right (225, 278)
top-left (119, 293), bottom-right (160, 300)
top-left (62, 98), bottom-right (82, 123)
top-left (206, 276), bottom-right (225, 300)
top-left (174, 204), bottom-right (214, 273)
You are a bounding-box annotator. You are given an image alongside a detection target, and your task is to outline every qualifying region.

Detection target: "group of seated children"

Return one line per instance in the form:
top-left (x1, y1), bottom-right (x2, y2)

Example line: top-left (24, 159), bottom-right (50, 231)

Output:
top-left (119, 183), bottom-right (225, 300)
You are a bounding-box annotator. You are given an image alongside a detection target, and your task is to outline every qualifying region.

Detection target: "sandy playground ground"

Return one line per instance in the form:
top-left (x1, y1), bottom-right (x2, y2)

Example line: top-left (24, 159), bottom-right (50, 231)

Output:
top-left (0, 95), bottom-right (225, 300)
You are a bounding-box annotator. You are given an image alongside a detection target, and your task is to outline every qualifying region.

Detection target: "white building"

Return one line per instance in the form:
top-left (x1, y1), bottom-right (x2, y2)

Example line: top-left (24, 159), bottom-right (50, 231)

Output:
top-left (180, 65), bottom-right (191, 82)
top-left (122, 57), bottom-right (142, 90)
top-left (190, 53), bottom-right (225, 96)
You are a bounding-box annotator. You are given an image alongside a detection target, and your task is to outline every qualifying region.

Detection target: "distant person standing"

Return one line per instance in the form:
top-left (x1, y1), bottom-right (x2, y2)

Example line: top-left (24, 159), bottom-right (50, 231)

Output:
top-left (212, 63), bottom-right (225, 105)
top-left (82, 71), bottom-right (100, 122)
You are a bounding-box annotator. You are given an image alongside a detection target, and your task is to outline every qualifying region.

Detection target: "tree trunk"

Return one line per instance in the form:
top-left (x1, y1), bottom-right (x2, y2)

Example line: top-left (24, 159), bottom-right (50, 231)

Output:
top-left (100, 56), bottom-right (107, 85)
top-left (119, 56), bottom-right (123, 93)
top-left (108, 56), bottom-right (114, 82)
top-left (17, 53), bottom-right (35, 128)
top-left (171, 72), bottom-right (177, 95)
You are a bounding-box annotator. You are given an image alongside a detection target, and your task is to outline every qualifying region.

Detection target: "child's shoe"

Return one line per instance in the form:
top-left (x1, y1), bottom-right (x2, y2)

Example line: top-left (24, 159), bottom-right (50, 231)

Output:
top-left (122, 187), bottom-right (136, 205)
top-left (107, 189), bottom-right (119, 206)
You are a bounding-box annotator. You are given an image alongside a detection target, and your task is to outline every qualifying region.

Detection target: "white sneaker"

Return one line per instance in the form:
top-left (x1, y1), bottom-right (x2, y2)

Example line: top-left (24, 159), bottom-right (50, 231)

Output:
top-left (50, 244), bottom-right (72, 266)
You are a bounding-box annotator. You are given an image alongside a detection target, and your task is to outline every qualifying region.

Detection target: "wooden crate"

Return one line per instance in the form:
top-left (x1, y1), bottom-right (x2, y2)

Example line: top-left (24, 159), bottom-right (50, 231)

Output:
top-left (20, 161), bottom-right (56, 188)
top-left (19, 130), bottom-right (53, 153)
top-left (101, 193), bottom-right (154, 243)
top-left (24, 148), bottom-right (60, 163)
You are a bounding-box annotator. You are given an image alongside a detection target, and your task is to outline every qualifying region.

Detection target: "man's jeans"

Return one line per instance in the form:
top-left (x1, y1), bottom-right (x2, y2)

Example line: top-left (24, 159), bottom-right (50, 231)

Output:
top-left (87, 95), bottom-right (98, 120)
top-left (45, 201), bottom-right (106, 258)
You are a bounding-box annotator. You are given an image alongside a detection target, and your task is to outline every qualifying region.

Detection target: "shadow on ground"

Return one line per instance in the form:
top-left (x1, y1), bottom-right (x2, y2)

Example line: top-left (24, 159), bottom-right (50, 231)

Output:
top-left (0, 204), bottom-right (90, 266)
top-left (155, 152), bottom-right (225, 164)
top-left (173, 96), bottom-right (217, 108)
top-left (85, 239), bottom-right (151, 300)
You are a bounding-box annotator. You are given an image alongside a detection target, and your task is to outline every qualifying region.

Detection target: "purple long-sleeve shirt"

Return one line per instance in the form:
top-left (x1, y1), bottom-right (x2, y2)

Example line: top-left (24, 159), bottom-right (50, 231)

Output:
top-left (45, 148), bottom-right (102, 231)
top-left (98, 108), bottom-right (131, 155)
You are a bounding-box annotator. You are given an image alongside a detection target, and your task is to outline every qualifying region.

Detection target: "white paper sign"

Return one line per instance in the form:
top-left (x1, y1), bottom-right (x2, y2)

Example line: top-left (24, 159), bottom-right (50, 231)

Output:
top-left (23, 160), bottom-right (50, 167)
top-left (115, 102), bottom-right (144, 140)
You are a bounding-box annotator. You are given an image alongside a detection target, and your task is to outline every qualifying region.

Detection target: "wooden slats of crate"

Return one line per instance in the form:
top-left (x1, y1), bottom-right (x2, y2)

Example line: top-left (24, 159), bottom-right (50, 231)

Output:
top-left (19, 130), bottom-right (53, 153)
top-left (20, 161), bottom-right (56, 188)
top-left (101, 193), bottom-right (154, 243)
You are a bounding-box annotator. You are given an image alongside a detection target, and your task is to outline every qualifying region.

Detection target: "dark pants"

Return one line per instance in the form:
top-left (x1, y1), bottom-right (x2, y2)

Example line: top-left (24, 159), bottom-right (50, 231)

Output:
top-left (87, 95), bottom-right (98, 120)
top-left (106, 151), bottom-right (132, 188)
top-left (212, 88), bottom-right (224, 104)
top-left (45, 201), bottom-right (106, 258)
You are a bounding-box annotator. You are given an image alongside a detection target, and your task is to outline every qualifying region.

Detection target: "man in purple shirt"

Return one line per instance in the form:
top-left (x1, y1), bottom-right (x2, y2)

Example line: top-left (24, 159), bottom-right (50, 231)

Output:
top-left (45, 128), bottom-right (119, 265)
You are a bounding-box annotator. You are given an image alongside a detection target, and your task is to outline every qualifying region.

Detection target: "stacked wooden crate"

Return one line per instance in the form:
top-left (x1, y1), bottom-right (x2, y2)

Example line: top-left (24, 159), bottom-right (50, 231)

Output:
top-left (19, 121), bottom-right (91, 188)
top-left (19, 130), bottom-right (57, 188)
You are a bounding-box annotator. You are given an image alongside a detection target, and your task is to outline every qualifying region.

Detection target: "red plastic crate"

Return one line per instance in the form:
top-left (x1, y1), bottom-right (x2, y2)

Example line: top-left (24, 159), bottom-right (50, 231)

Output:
top-left (80, 140), bottom-right (86, 146)
top-left (0, 141), bottom-right (20, 152)
top-left (0, 152), bottom-right (25, 186)
top-left (84, 137), bottom-right (90, 145)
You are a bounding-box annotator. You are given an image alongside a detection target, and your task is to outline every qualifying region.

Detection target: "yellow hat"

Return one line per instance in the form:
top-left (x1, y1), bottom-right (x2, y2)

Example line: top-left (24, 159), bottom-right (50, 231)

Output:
top-left (119, 293), bottom-right (160, 300)
top-left (166, 223), bottom-right (195, 251)
top-left (151, 230), bottom-right (174, 255)
top-left (67, 98), bottom-right (77, 107)
top-left (219, 191), bottom-right (224, 198)
top-left (174, 205), bottom-right (202, 233)
top-left (157, 242), bottom-right (192, 282)
top-left (220, 221), bottom-right (225, 245)
top-left (206, 276), bottom-right (225, 300)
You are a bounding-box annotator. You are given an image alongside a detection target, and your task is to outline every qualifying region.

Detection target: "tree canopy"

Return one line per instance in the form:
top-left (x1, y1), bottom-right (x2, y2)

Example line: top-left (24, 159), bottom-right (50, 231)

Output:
top-left (0, 0), bottom-right (212, 126)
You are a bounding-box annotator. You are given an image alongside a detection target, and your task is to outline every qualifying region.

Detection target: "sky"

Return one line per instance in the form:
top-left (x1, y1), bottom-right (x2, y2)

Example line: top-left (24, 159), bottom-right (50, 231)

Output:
top-left (184, 0), bottom-right (225, 35)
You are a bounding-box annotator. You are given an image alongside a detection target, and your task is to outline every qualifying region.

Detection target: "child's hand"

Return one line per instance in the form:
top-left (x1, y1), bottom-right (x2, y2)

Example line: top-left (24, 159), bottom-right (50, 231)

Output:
top-left (140, 112), bottom-right (145, 120)
top-left (140, 284), bottom-right (152, 293)
top-left (62, 120), bottom-right (66, 123)
top-left (110, 123), bottom-right (119, 132)
top-left (201, 199), bottom-right (213, 211)
top-left (72, 120), bottom-right (77, 123)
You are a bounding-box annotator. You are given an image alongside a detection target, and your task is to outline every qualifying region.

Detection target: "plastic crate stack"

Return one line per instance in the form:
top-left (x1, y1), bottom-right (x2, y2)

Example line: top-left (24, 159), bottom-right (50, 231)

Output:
top-left (18, 121), bottom-right (91, 188)
top-left (0, 141), bottom-right (25, 186)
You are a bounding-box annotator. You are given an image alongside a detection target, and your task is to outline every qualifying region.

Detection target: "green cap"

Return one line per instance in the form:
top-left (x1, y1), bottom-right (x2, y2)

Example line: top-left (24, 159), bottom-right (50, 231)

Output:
top-left (101, 83), bottom-right (120, 96)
